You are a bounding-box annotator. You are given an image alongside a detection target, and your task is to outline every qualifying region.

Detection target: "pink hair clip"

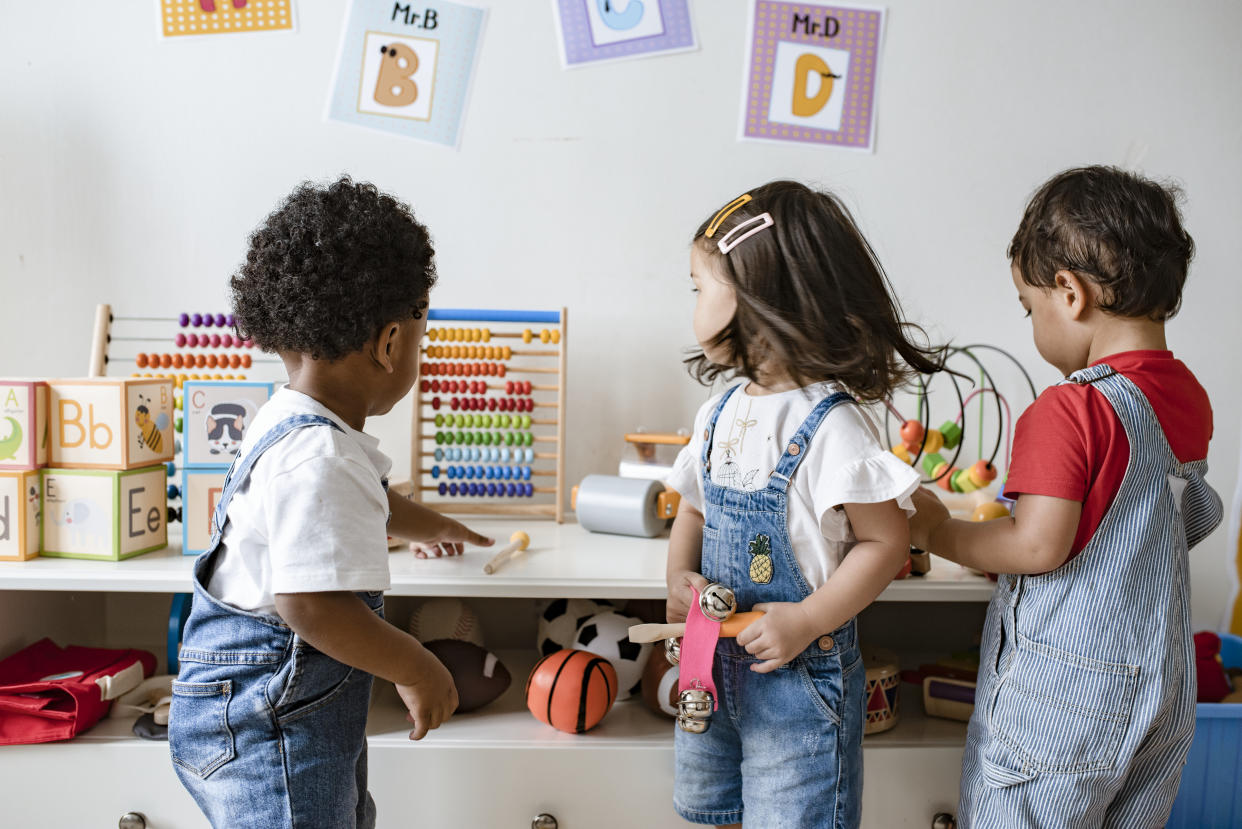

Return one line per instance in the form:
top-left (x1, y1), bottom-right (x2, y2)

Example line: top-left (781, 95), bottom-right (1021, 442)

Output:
top-left (716, 213), bottom-right (774, 254)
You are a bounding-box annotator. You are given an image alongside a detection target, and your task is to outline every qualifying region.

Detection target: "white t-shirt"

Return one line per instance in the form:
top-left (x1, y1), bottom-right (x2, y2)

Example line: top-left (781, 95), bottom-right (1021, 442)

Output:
top-left (205, 388), bottom-right (393, 615)
top-left (664, 382), bottom-right (919, 590)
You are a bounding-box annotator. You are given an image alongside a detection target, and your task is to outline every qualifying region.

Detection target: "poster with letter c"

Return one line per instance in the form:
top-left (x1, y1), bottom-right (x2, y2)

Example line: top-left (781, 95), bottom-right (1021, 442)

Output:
top-left (739, 1), bottom-right (885, 152)
top-left (327, 0), bottom-right (487, 148)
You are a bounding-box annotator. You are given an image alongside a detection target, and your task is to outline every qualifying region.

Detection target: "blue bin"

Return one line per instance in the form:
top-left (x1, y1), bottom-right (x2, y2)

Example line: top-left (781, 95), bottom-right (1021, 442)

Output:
top-left (1168, 633), bottom-right (1242, 828)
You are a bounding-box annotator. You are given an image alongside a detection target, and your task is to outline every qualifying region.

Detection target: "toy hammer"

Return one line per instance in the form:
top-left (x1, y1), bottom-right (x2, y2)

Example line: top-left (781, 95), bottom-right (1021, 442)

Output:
top-left (627, 611), bottom-right (765, 643)
top-left (482, 531), bottom-right (531, 574)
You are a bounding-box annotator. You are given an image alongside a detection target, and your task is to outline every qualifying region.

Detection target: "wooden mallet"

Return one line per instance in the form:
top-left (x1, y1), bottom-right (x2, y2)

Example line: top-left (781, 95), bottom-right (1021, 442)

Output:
top-left (482, 531), bottom-right (531, 575)
top-left (628, 611), bottom-right (765, 644)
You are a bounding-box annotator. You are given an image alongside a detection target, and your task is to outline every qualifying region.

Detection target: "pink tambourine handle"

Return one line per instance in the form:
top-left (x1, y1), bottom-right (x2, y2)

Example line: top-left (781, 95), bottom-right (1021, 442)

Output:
top-left (678, 585), bottom-right (720, 710)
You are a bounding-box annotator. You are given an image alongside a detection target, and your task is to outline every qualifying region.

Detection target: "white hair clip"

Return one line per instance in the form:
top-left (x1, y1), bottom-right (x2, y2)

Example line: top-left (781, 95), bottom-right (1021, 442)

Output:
top-left (716, 213), bottom-right (774, 254)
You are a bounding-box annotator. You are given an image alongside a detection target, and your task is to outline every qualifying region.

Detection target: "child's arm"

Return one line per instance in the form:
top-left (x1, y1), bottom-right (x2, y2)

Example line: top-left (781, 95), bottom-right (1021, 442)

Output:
top-left (386, 489), bottom-right (495, 556)
top-left (908, 487), bottom-right (1080, 575)
top-left (274, 591), bottom-right (456, 741)
top-left (666, 501), bottom-right (710, 624)
top-left (737, 499), bottom-right (910, 673)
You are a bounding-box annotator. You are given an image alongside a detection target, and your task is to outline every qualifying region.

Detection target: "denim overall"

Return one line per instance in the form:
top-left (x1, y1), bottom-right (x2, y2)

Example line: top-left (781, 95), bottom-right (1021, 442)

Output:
top-left (959, 365), bottom-right (1223, 828)
top-left (674, 385), bottom-right (866, 828)
top-left (169, 414), bottom-right (385, 829)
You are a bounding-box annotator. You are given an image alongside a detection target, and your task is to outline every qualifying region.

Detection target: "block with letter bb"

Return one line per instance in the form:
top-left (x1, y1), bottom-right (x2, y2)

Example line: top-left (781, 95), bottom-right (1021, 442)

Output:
top-left (0, 470), bottom-right (41, 561)
top-left (41, 467), bottom-right (167, 560)
top-left (49, 378), bottom-right (175, 470)
top-left (0, 380), bottom-right (49, 471)
top-left (182, 380), bottom-right (274, 468)
top-left (182, 467), bottom-right (227, 556)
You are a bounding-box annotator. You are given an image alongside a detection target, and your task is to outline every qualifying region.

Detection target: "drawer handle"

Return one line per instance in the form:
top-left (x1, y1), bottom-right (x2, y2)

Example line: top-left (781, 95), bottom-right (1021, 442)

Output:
top-left (932, 813), bottom-right (956, 829)
top-left (119, 813), bottom-right (148, 829)
top-left (532, 814), bottom-right (558, 829)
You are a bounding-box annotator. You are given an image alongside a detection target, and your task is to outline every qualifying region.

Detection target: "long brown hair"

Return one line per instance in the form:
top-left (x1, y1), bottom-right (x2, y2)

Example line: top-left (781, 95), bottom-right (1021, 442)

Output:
top-left (687, 180), bottom-right (945, 401)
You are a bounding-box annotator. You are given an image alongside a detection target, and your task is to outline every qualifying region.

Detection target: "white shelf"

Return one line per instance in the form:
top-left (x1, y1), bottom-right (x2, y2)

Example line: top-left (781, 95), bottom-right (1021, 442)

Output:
top-left (0, 518), bottom-right (996, 602)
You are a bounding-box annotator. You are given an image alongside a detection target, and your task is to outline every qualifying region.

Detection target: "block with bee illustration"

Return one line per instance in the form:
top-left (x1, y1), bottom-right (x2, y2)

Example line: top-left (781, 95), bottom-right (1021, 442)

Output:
top-left (40, 466), bottom-right (166, 560)
top-left (0, 380), bottom-right (49, 471)
top-left (0, 470), bottom-right (41, 560)
top-left (48, 378), bottom-right (175, 470)
top-left (182, 380), bottom-right (274, 468)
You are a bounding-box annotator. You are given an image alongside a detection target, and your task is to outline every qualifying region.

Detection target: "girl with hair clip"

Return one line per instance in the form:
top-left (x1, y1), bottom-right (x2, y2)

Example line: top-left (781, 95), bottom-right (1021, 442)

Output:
top-left (663, 180), bottom-right (946, 828)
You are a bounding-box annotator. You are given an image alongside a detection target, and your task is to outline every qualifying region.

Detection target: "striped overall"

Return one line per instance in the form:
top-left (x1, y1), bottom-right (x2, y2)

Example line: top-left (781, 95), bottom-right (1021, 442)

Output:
top-left (960, 364), bottom-right (1223, 828)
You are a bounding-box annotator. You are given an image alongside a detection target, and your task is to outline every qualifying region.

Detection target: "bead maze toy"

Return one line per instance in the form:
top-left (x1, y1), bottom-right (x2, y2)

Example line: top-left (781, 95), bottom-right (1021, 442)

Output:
top-left (411, 308), bottom-right (568, 522)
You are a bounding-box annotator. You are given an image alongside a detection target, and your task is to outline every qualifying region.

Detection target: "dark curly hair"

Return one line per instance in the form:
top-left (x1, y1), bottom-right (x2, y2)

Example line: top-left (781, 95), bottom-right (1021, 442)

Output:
top-left (231, 176), bottom-right (437, 361)
top-left (1009, 166), bottom-right (1194, 321)
top-left (686, 180), bottom-right (946, 402)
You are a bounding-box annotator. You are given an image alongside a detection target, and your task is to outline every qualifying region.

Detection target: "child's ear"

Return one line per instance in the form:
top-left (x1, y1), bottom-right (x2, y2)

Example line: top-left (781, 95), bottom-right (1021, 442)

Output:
top-left (1054, 269), bottom-right (1092, 321)
top-left (372, 323), bottom-right (401, 374)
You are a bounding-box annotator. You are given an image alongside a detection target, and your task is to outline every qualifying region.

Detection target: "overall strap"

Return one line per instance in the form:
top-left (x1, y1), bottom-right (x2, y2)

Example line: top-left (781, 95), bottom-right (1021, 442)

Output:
top-left (701, 384), bottom-right (744, 472)
top-left (1062, 364), bottom-right (1176, 466)
top-left (210, 414), bottom-right (343, 539)
top-left (767, 391), bottom-right (854, 494)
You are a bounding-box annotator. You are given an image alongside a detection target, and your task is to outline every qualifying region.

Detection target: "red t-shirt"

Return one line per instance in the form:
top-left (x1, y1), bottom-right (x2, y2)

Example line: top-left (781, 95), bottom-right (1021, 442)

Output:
top-left (1003, 351), bottom-right (1213, 563)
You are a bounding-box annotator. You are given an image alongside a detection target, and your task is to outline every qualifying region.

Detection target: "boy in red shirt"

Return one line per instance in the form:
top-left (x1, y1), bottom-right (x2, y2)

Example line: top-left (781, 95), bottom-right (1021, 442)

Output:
top-left (912, 166), bottom-right (1223, 828)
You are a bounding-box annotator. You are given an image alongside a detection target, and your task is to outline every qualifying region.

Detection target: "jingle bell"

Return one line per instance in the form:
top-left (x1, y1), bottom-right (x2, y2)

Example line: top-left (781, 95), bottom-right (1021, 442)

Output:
top-left (665, 636), bottom-right (681, 666)
top-left (699, 583), bottom-right (737, 622)
top-left (677, 687), bottom-right (714, 733)
top-left (677, 714), bottom-right (710, 734)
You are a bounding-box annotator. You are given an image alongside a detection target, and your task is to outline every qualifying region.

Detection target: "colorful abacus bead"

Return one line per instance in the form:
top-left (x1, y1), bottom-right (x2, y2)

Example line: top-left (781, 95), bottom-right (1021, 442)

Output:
top-left (937, 467), bottom-right (959, 492)
top-left (950, 468), bottom-right (979, 493)
top-left (891, 443), bottom-right (912, 464)
top-left (899, 420), bottom-right (924, 450)
top-left (921, 429), bottom-right (945, 454)
top-left (179, 313), bottom-right (190, 327)
top-left (922, 453), bottom-right (949, 480)
top-left (939, 420), bottom-right (963, 450)
top-left (968, 461), bottom-right (998, 489)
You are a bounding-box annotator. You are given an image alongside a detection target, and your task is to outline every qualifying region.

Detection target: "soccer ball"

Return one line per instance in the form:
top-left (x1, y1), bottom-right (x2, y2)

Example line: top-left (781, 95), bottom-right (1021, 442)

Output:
top-left (536, 598), bottom-right (612, 657)
top-left (573, 610), bottom-right (650, 701)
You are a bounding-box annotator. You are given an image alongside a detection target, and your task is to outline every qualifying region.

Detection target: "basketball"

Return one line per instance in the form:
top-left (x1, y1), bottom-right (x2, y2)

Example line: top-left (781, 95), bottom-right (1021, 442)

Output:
top-left (524, 648), bottom-right (618, 734)
top-left (640, 644), bottom-right (679, 719)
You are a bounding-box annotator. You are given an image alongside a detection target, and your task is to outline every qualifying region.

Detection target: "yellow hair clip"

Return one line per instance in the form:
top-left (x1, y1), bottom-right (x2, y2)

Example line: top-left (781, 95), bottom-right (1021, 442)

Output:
top-left (705, 194), bottom-right (753, 238)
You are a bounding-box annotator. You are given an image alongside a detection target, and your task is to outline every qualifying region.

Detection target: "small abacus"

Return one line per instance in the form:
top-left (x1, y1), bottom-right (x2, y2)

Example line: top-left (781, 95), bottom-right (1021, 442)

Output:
top-left (412, 309), bottom-right (568, 522)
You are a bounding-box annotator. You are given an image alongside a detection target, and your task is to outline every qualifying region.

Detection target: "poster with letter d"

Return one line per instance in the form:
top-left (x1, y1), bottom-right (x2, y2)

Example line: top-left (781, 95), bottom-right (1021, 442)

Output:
top-left (739, 1), bottom-right (885, 152)
top-left (327, 0), bottom-right (487, 148)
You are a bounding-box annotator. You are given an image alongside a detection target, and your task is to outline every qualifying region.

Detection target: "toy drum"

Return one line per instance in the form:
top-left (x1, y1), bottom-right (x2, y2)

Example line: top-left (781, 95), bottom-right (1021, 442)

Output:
top-left (863, 650), bottom-right (900, 735)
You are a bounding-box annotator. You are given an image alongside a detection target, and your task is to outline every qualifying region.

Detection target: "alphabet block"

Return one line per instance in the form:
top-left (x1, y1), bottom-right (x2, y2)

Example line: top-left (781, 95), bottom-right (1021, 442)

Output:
top-left (49, 378), bottom-right (175, 470)
top-left (182, 467), bottom-right (226, 556)
top-left (182, 380), bottom-right (274, 468)
top-left (41, 466), bottom-right (167, 560)
top-left (0, 470), bottom-right (41, 561)
top-left (0, 380), bottom-right (49, 471)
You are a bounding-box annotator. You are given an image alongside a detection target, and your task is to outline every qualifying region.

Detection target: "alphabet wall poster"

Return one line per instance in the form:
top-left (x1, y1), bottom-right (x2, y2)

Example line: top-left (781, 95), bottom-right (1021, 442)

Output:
top-left (157, 0), bottom-right (296, 38)
top-left (327, 0), bottom-right (487, 148)
top-left (553, 0), bottom-right (696, 68)
top-left (739, 1), bottom-right (885, 151)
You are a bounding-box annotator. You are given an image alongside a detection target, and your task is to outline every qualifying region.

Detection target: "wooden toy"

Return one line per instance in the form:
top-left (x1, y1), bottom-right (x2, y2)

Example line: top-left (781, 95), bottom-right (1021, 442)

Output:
top-left (863, 650), bottom-right (900, 735)
top-left (572, 475), bottom-right (680, 538)
top-left (482, 530), bottom-right (531, 574)
top-left (181, 380), bottom-right (274, 467)
top-left (407, 597), bottom-right (485, 647)
top-left (572, 610), bottom-right (650, 700)
top-left (525, 648), bottom-right (617, 734)
top-left (181, 467), bottom-right (226, 556)
top-left (0, 381), bottom-right (49, 471)
top-left (423, 639), bottom-right (511, 712)
top-left (922, 676), bottom-right (976, 722)
top-left (618, 431), bottom-right (690, 480)
top-left (627, 611), bottom-right (765, 644)
top-left (48, 378), bottom-right (175, 470)
top-left (41, 466), bottom-right (167, 560)
top-left (411, 309), bottom-right (568, 522)
top-left (0, 470), bottom-right (41, 560)
top-left (971, 501), bottom-right (1011, 522)
top-left (640, 644), bottom-right (680, 719)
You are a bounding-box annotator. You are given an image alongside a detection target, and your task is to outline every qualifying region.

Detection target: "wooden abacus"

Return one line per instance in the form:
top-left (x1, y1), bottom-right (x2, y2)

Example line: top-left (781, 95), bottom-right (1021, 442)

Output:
top-left (411, 308), bottom-right (568, 522)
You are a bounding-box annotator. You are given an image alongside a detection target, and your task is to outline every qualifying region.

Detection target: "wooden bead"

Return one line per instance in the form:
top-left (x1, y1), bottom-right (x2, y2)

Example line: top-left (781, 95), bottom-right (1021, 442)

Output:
top-left (922, 429), bottom-right (945, 454)
top-left (921, 453), bottom-right (946, 477)
top-left (900, 420), bottom-right (924, 446)
top-left (937, 468), bottom-right (958, 491)
top-left (969, 461), bottom-right (998, 488)
top-left (175, 333), bottom-right (187, 347)
top-left (939, 420), bottom-right (962, 450)
top-left (481, 328), bottom-right (491, 342)
top-left (972, 502), bottom-right (1011, 522)
top-left (951, 469), bottom-right (979, 493)
top-left (179, 313), bottom-right (190, 327)
top-left (891, 443), bottom-right (912, 464)
top-left (540, 329), bottom-right (551, 344)
top-left (522, 329), bottom-right (533, 344)
top-left (191, 313), bottom-right (203, 327)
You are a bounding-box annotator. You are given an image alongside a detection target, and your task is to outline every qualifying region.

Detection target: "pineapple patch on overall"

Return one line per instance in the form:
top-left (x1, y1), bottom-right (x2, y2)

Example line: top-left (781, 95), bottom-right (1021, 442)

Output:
top-left (748, 533), bottom-right (773, 584)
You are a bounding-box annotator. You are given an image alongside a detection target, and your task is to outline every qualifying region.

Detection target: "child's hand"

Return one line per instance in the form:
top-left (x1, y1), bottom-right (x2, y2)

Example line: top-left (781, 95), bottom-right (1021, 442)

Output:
top-left (738, 601), bottom-right (820, 673)
top-left (395, 648), bottom-right (459, 741)
top-left (909, 486), bottom-right (951, 552)
top-left (410, 516), bottom-right (494, 559)
top-left (666, 569), bottom-right (711, 624)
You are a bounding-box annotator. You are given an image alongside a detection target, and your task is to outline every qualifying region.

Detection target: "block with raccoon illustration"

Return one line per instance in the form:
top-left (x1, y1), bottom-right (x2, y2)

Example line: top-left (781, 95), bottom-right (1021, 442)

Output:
top-left (182, 380), bottom-right (274, 468)
top-left (48, 378), bottom-right (174, 470)
top-left (0, 380), bottom-right (49, 471)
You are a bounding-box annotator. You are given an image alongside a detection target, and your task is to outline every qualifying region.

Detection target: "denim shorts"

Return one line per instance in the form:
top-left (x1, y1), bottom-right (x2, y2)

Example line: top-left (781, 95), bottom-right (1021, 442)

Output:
top-left (673, 620), bottom-right (865, 828)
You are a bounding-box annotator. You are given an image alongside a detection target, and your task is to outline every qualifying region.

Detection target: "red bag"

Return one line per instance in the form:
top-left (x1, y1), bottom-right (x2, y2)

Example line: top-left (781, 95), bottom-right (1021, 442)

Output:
top-left (0, 639), bottom-right (156, 745)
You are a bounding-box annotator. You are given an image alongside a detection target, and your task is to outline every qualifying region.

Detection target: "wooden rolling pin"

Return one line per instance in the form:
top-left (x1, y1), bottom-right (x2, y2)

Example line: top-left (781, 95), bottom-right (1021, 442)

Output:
top-left (628, 611), bottom-right (764, 644)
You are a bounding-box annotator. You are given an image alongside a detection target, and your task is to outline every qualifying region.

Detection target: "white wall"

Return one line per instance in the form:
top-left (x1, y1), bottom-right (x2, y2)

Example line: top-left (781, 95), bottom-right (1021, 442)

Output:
top-left (2, 0), bottom-right (1239, 628)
